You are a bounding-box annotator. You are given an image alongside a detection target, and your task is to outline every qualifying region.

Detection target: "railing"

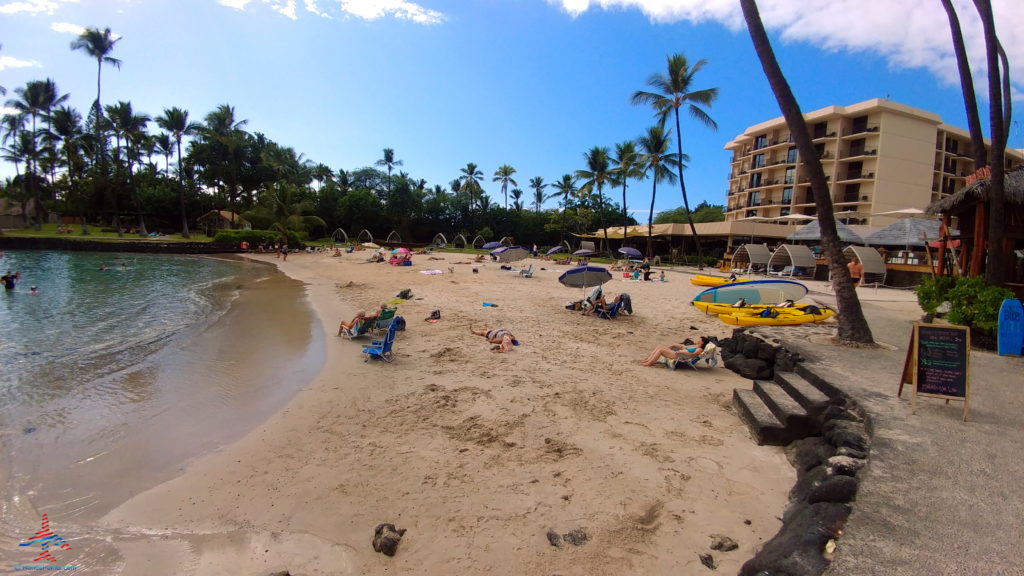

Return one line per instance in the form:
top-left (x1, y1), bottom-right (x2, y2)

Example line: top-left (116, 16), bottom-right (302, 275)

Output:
top-left (842, 124), bottom-right (880, 136)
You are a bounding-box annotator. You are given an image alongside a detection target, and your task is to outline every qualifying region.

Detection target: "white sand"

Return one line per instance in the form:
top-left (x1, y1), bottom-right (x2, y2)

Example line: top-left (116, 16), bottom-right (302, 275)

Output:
top-left (102, 252), bottom-right (797, 575)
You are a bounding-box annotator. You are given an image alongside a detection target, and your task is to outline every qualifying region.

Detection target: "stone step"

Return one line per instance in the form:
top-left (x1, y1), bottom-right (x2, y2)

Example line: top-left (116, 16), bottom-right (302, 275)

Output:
top-left (733, 388), bottom-right (791, 446)
top-left (774, 370), bottom-right (831, 414)
top-left (753, 380), bottom-right (814, 438)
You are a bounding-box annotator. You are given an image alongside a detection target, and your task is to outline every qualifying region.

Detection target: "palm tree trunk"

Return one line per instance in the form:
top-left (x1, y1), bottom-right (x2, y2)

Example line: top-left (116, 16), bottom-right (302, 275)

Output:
top-left (974, 0), bottom-right (1006, 284)
top-left (622, 181), bottom-right (629, 248)
top-left (176, 138), bottom-right (190, 238)
top-left (740, 0), bottom-right (873, 344)
top-left (647, 179), bottom-right (657, 257)
top-left (939, 0), bottom-right (988, 168)
top-left (597, 186), bottom-right (611, 257)
top-left (674, 110), bottom-right (702, 268)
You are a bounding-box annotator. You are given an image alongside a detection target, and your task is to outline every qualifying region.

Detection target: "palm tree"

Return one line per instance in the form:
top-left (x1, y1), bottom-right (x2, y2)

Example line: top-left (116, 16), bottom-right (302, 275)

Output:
top-left (48, 105), bottom-right (90, 234)
top-left (106, 101), bottom-right (151, 235)
top-left (153, 132), bottom-right (174, 174)
top-left (631, 53), bottom-right (718, 269)
top-left (459, 162), bottom-right (484, 209)
top-left (576, 147), bottom-right (612, 256)
top-left (636, 125), bottom-right (679, 257)
top-left (156, 106), bottom-right (201, 237)
top-left (550, 174), bottom-right (577, 246)
top-left (70, 27), bottom-right (121, 162)
top-left (375, 148), bottom-right (403, 196)
top-left (740, 0), bottom-right (873, 344)
top-left (529, 176), bottom-right (547, 212)
top-left (510, 187), bottom-right (524, 212)
top-left (312, 163), bottom-right (333, 190)
top-left (611, 140), bottom-right (641, 240)
top-left (7, 80), bottom-right (67, 228)
top-left (202, 104), bottom-right (249, 220)
top-left (243, 182), bottom-right (326, 247)
top-left (492, 164), bottom-right (517, 209)
top-left (0, 44), bottom-right (6, 96)
top-left (939, 0), bottom-right (987, 168)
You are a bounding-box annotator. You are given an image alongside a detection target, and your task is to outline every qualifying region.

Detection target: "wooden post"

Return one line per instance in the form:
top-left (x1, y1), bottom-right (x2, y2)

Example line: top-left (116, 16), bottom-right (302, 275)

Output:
top-left (970, 203), bottom-right (986, 276)
top-left (936, 215), bottom-right (949, 277)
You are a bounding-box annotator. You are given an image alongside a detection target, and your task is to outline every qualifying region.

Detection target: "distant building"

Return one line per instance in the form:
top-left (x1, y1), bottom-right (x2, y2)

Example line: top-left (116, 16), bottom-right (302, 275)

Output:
top-left (197, 210), bottom-right (251, 236)
top-left (723, 98), bottom-right (1024, 226)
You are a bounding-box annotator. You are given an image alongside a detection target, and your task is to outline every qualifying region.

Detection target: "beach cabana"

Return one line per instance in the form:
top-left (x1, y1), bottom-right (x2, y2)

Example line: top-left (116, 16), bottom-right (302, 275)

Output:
top-left (431, 233), bottom-right (448, 248)
top-left (866, 218), bottom-right (943, 249)
top-left (330, 228), bottom-right (349, 244)
top-left (730, 243), bottom-right (773, 273)
top-left (843, 246), bottom-right (887, 285)
top-left (356, 229), bottom-right (375, 244)
top-left (787, 220), bottom-right (865, 244)
top-left (766, 244), bottom-right (816, 278)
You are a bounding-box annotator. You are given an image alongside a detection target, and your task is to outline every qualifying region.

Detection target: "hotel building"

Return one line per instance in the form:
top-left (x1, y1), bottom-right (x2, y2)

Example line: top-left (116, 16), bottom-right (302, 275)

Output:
top-left (723, 98), bottom-right (1024, 226)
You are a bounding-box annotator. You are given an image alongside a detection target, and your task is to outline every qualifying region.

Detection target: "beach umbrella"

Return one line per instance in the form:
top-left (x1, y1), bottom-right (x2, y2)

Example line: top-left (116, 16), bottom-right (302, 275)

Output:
top-left (361, 242), bottom-right (380, 249)
top-left (618, 247), bottom-right (643, 258)
top-left (558, 265), bottom-right (613, 293)
top-left (547, 245), bottom-right (566, 256)
top-left (482, 241), bottom-right (503, 250)
top-left (392, 247), bottom-right (411, 254)
top-left (573, 249), bottom-right (596, 257)
top-left (866, 218), bottom-right (944, 249)
top-left (491, 245), bottom-right (530, 263)
top-left (872, 207), bottom-right (927, 218)
top-left (787, 220), bottom-right (865, 244)
top-left (771, 214), bottom-right (815, 222)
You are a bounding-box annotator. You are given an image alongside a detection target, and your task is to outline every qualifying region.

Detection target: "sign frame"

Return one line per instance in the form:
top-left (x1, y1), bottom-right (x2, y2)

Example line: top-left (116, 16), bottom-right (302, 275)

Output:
top-left (899, 322), bottom-right (970, 421)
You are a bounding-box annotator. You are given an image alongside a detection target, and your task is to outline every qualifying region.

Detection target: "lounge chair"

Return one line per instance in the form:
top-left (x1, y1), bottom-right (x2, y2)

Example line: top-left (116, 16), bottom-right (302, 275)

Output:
top-left (341, 318), bottom-right (374, 340)
top-left (668, 342), bottom-right (720, 370)
top-left (595, 300), bottom-right (624, 319)
top-left (369, 307), bottom-right (398, 338)
top-left (518, 264), bottom-right (534, 278)
top-left (362, 322), bottom-right (397, 362)
top-left (768, 266), bottom-right (794, 277)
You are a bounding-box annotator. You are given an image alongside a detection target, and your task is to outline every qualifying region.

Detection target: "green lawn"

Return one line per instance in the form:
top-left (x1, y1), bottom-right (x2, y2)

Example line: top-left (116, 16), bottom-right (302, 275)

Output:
top-left (3, 224), bottom-right (212, 243)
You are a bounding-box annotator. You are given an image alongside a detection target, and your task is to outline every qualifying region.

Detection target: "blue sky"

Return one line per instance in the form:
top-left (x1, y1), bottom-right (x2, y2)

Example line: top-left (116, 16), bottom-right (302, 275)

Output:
top-left (1, 0), bottom-right (1022, 217)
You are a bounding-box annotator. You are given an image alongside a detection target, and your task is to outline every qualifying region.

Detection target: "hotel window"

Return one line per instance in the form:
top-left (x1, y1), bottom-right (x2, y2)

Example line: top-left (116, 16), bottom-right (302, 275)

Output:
top-left (849, 139), bottom-right (865, 157)
top-left (851, 115), bottom-right (868, 134)
top-left (753, 154), bottom-right (765, 168)
top-left (750, 191), bottom-right (761, 206)
top-left (749, 172), bottom-right (763, 188)
top-left (746, 210), bottom-right (758, 218)
top-left (813, 122), bottom-right (828, 139)
top-left (782, 187), bottom-right (793, 204)
top-left (786, 147), bottom-right (797, 164)
top-left (780, 207), bottom-right (791, 216)
top-left (784, 167), bottom-right (795, 185)
top-left (754, 135), bottom-right (768, 150)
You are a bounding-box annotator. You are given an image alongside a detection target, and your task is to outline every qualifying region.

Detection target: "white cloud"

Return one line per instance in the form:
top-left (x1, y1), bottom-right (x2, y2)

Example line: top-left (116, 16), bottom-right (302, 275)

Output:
top-left (270, 0), bottom-right (297, 19)
top-left (550, 0), bottom-right (1023, 99)
top-left (50, 21), bottom-right (85, 35)
top-left (0, 0), bottom-right (76, 15)
top-left (339, 0), bottom-right (445, 24)
top-left (304, 0), bottom-right (329, 17)
top-left (218, 0), bottom-right (253, 9)
top-left (0, 55), bottom-right (41, 71)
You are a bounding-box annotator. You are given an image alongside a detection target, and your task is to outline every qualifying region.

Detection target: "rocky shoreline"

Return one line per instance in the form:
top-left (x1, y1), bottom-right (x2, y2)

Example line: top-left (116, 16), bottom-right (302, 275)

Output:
top-left (0, 236), bottom-right (237, 254)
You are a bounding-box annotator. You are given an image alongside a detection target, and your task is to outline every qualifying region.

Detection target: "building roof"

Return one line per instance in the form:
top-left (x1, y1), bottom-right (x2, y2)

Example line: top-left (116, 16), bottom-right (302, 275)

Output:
top-left (197, 210), bottom-right (250, 225)
top-left (927, 166), bottom-right (1024, 214)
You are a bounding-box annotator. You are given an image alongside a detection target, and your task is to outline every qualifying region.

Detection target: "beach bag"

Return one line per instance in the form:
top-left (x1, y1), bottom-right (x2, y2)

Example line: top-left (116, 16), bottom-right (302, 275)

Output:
top-left (619, 293), bottom-right (633, 315)
top-left (393, 316), bottom-right (406, 331)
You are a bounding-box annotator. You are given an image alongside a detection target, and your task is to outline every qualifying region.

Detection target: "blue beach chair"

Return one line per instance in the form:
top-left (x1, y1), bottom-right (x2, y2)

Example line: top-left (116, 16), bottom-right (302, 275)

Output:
top-left (362, 322), bottom-right (397, 363)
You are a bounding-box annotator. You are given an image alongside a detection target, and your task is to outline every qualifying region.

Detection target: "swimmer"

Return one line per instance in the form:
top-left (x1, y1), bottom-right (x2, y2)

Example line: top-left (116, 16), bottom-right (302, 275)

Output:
top-left (30, 286), bottom-right (38, 295)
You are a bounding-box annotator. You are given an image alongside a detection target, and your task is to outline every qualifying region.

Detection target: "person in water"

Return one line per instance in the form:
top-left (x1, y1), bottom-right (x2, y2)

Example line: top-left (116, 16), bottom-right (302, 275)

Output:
top-left (1, 270), bottom-right (19, 290)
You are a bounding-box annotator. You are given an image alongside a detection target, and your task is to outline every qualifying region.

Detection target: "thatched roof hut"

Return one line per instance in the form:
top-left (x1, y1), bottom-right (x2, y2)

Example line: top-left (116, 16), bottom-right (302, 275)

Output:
top-left (927, 166), bottom-right (1024, 215)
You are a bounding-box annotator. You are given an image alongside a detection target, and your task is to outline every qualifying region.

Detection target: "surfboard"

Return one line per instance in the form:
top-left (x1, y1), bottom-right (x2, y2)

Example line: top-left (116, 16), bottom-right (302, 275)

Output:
top-left (692, 279), bottom-right (808, 306)
top-left (997, 298), bottom-right (1024, 356)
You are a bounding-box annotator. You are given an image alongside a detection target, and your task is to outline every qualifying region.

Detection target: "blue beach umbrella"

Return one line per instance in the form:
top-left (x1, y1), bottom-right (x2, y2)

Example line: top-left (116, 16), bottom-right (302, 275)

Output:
top-left (547, 245), bottom-right (567, 256)
top-left (482, 241), bottom-right (503, 250)
top-left (491, 245), bottom-right (530, 263)
top-left (573, 249), bottom-right (595, 257)
top-left (558, 265), bottom-right (613, 295)
top-left (618, 247), bottom-right (642, 258)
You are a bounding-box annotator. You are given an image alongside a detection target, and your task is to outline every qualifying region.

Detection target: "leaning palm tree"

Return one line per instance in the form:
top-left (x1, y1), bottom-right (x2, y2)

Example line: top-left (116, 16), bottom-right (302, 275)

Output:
top-left (611, 140), bottom-right (641, 241)
top-left (550, 174), bottom-right (577, 246)
top-left (529, 176), bottom-right (547, 212)
top-left (576, 146), bottom-right (612, 256)
top-left (636, 125), bottom-right (679, 258)
top-left (156, 106), bottom-right (201, 237)
top-left (375, 147), bottom-right (403, 196)
top-left (70, 27), bottom-right (121, 162)
top-left (492, 164), bottom-right (517, 209)
top-left (740, 0), bottom-right (873, 344)
top-left (631, 53), bottom-right (718, 269)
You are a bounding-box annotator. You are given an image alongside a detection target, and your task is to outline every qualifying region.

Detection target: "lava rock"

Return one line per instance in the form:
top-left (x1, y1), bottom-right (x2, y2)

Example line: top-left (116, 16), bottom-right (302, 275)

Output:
top-left (823, 420), bottom-right (870, 452)
top-left (823, 405), bottom-right (863, 423)
top-left (700, 553), bottom-right (717, 570)
top-left (756, 340), bottom-right (777, 361)
top-left (808, 475), bottom-right (859, 504)
top-left (740, 503), bottom-right (851, 576)
top-left (835, 446), bottom-right (868, 459)
top-left (826, 455), bottom-right (867, 477)
top-left (546, 530), bottom-right (562, 548)
top-left (562, 528), bottom-right (588, 546)
top-left (786, 437), bottom-right (836, 473)
top-left (372, 523), bottom-right (407, 556)
top-left (709, 534), bottom-right (738, 552)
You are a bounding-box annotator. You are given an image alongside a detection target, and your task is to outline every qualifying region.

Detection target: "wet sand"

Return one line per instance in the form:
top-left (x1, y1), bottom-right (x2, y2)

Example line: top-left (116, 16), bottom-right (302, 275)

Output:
top-left (98, 252), bottom-right (797, 575)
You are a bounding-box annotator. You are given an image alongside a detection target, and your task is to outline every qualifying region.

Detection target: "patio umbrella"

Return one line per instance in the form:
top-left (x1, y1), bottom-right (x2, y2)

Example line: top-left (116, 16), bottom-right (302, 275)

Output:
top-left (491, 245), bottom-right (530, 263)
top-left (391, 247), bottom-right (411, 254)
top-left (547, 245), bottom-right (567, 256)
top-left (771, 214), bottom-right (815, 222)
top-left (482, 241), bottom-right (503, 250)
top-left (361, 242), bottom-right (380, 249)
top-left (558, 266), bottom-right (613, 295)
top-left (866, 218), bottom-right (944, 249)
top-left (872, 207), bottom-right (927, 217)
top-left (573, 249), bottom-right (596, 257)
top-left (618, 247), bottom-right (643, 258)
top-left (787, 220), bottom-right (865, 244)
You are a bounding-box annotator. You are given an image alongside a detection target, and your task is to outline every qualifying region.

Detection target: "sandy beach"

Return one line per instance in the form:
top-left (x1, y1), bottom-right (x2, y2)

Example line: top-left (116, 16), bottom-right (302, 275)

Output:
top-left (99, 252), bottom-right (798, 575)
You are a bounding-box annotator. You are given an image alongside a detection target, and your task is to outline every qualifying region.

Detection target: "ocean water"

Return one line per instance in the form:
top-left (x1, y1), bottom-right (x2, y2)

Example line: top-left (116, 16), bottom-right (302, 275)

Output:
top-left (0, 250), bottom-right (323, 527)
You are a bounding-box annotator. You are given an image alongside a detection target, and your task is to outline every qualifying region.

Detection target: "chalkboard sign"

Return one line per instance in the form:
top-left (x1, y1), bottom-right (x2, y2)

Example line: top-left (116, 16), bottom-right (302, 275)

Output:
top-left (899, 323), bottom-right (970, 421)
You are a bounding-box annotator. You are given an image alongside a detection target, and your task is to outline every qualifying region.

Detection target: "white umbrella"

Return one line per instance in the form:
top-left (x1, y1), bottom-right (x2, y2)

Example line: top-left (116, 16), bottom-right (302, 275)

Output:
top-left (490, 245), bottom-right (529, 263)
top-left (771, 214), bottom-right (816, 223)
top-left (872, 207), bottom-right (927, 218)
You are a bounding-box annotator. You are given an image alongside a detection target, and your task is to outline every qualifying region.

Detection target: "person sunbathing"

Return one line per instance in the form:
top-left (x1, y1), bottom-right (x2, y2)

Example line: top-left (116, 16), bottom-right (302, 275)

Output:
top-left (473, 254), bottom-right (486, 263)
top-left (338, 303), bottom-right (387, 336)
top-left (470, 326), bottom-right (519, 352)
top-left (582, 295), bottom-right (621, 316)
top-left (640, 336), bottom-right (709, 367)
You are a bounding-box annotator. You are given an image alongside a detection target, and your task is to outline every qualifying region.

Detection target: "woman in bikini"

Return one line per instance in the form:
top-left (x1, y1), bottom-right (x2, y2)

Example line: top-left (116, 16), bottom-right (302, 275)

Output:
top-left (640, 336), bottom-right (709, 367)
top-left (470, 326), bottom-right (519, 352)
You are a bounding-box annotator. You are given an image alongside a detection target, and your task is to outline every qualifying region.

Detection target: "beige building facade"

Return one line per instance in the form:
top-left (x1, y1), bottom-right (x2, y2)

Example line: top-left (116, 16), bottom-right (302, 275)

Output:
top-left (723, 98), bottom-right (1024, 226)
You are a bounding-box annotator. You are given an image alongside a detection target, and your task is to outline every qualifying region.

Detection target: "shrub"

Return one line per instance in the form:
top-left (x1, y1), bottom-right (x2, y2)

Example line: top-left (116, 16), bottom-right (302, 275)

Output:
top-left (212, 229), bottom-right (280, 247)
top-left (944, 276), bottom-right (1015, 334)
top-left (915, 275), bottom-right (956, 315)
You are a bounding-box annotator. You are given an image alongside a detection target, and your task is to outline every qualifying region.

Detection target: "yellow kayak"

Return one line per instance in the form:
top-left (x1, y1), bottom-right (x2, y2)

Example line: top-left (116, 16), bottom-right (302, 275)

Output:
top-left (694, 301), bottom-right (809, 315)
top-left (717, 307), bottom-right (836, 326)
top-left (690, 274), bottom-right (751, 287)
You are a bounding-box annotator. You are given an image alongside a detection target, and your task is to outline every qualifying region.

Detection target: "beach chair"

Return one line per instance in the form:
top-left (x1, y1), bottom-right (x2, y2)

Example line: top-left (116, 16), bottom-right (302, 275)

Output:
top-left (369, 307), bottom-right (398, 338)
top-left (595, 300), bottom-right (624, 319)
top-left (669, 342), bottom-right (720, 370)
top-left (769, 266), bottom-right (795, 277)
top-left (518, 264), bottom-right (534, 278)
top-left (362, 322), bottom-right (398, 363)
top-left (341, 318), bottom-right (374, 340)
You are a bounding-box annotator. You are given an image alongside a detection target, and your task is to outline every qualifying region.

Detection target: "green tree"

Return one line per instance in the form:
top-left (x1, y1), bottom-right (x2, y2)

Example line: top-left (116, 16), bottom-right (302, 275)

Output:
top-left (529, 176), bottom-right (547, 212)
top-left (550, 174), bottom-right (577, 246)
top-left (611, 140), bottom-right (641, 239)
top-left (492, 164), bottom-right (517, 209)
top-left (375, 147), bottom-right (402, 196)
top-left (200, 104), bottom-right (249, 221)
top-left (459, 162), bottom-right (484, 210)
top-left (6, 79), bottom-right (68, 228)
top-left (510, 187), bottom-right (524, 212)
top-left (106, 100), bottom-right (151, 235)
top-left (636, 125), bottom-right (679, 257)
top-left (631, 53), bottom-right (718, 269)
top-left (48, 105), bottom-right (89, 234)
top-left (576, 146), bottom-right (612, 256)
top-left (70, 27), bottom-right (121, 168)
top-left (156, 106), bottom-right (201, 237)
top-left (243, 182), bottom-right (326, 246)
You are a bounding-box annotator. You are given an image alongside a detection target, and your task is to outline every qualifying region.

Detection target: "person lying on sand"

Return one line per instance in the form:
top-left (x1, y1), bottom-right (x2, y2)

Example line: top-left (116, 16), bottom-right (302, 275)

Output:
top-left (470, 326), bottom-right (519, 352)
top-left (640, 336), bottom-right (710, 366)
top-left (338, 303), bottom-right (387, 336)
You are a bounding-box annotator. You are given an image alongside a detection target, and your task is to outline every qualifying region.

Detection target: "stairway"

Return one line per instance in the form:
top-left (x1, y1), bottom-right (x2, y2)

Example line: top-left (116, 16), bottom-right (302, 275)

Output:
top-left (733, 368), bottom-right (832, 446)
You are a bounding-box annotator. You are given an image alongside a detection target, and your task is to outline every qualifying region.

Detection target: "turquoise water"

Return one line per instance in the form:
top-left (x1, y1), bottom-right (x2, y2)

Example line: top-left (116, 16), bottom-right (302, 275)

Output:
top-left (0, 250), bottom-right (323, 523)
